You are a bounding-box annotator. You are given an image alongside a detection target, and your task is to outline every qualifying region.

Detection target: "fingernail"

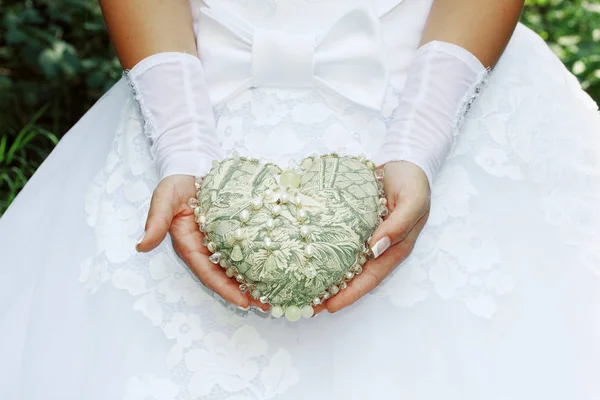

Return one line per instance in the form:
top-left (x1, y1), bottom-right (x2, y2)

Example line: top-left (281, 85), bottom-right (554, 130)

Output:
top-left (135, 230), bottom-right (146, 251)
top-left (237, 305), bottom-right (250, 311)
top-left (371, 236), bottom-right (391, 259)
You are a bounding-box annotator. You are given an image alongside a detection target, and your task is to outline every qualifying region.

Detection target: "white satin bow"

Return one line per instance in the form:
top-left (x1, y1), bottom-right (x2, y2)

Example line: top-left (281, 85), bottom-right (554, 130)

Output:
top-left (197, 1), bottom-right (390, 111)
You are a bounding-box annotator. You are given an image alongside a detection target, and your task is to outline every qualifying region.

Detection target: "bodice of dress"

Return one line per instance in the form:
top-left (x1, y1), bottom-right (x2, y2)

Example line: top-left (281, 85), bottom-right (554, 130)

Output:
top-left (186, 0), bottom-right (434, 168)
top-left (189, 0), bottom-right (433, 99)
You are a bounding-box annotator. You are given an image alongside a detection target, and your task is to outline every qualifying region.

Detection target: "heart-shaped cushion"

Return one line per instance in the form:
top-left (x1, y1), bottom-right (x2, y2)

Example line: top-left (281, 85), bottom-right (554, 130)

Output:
top-left (193, 153), bottom-right (387, 321)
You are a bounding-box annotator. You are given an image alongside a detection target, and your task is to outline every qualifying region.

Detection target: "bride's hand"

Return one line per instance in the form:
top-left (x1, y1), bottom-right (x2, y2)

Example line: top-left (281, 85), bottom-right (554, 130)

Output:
top-left (136, 175), bottom-right (268, 311)
top-left (325, 161), bottom-right (431, 314)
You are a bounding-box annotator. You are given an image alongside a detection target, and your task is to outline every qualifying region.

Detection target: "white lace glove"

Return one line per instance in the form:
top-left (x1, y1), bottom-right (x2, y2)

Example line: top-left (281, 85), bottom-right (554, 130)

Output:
top-left (125, 52), bottom-right (223, 180)
top-left (375, 40), bottom-right (489, 187)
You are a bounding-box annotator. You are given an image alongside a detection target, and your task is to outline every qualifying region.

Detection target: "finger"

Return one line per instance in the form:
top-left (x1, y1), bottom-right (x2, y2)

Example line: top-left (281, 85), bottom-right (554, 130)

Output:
top-left (327, 214), bottom-right (428, 313)
top-left (184, 248), bottom-right (251, 308)
top-left (186, 250), bottom-right (252, 308)
top-left (137, 186), bottom-right (176, 253)
top-left (312, 304), bottom-right (327, 317)
top-left (170, 216), bottom-right (247, 307)
top-left (170, 216), bottom-right (268, 310)
top-left (369, 196), bottom-right (428, 259)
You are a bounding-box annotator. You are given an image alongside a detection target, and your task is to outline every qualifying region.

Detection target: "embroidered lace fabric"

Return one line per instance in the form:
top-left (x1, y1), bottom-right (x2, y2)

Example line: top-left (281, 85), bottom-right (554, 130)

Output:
top-left (77, 7), bottom-right (600, 396)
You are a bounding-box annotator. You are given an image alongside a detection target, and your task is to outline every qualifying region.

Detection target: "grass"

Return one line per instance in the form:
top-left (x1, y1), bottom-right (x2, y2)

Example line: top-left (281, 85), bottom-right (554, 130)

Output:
top-left (0, 105), bottom-right (58, 213)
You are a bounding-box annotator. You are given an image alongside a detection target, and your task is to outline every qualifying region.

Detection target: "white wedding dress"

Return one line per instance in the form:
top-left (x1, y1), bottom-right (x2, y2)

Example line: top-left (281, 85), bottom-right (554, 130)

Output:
top-left (2, 0), bottom-right (600, 399)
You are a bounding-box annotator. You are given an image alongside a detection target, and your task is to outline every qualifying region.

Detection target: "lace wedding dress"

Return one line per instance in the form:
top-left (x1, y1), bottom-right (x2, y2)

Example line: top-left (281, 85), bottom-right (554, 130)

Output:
top-left (2, 0), bottom-right (600, 399)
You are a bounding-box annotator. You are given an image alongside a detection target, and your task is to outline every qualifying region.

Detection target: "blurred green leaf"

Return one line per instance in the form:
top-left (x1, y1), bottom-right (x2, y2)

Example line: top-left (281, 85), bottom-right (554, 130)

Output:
top-left (0, 0), bottom-right (120, 214)
top-left (521, 0), bottom-right (600, 101)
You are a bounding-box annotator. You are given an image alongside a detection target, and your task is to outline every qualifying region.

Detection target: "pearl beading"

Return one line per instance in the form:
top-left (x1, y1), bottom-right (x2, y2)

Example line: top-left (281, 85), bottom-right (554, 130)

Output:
top-left (190, 152), bottom-right (387, 321)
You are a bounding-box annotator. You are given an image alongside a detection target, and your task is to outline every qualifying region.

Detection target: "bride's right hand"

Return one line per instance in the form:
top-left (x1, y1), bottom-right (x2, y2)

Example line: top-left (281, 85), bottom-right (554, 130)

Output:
top-left (135, 175), bottom-right (269, 311)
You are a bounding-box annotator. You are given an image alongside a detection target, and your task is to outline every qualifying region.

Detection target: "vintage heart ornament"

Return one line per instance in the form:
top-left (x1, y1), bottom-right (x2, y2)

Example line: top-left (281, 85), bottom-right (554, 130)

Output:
top-left (190, 153), bottom-right (388, 321)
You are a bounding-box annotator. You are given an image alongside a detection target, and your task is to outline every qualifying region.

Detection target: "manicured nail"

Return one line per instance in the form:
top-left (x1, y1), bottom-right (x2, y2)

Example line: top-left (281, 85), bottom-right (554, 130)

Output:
top-left (371, 236), bottom-right (391, 259)
top-left (237, 305), bottom-right (250, 311)
top-left (135, 231), bottom-right (146, 251)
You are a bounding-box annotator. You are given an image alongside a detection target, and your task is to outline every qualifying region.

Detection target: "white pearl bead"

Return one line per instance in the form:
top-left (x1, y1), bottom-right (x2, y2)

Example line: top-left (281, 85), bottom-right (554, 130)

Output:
top-left (280, 192), bottom-right (289, 203)
top-left (300, 226), bottom-right (310, 238)
top-left (187, 198), bottom-right (199, 208)
top-left (297, 209), bottom-right (308, 221)
top-left (271, 205), bottom-right (282, 216)
top-left (301, 305), bottom-right (315, 319)
top-left (294, 195), bottom-right (302, 205)
top-left (264, 237), bottom-right (273, 249)
top-left (304, 244), bottom-right (314, 258)
top-left (259, 296), bottom-right (269, 304)
top-left (251, 198), bottom-right (263, 210)
top-left (285, 306), bottom-right (302, 322)
top-left (345, 271), bottom-right (355, 281)
top-left (379, 205), bottom-right (389, 217)
top-left (239, 209), bottom-right (250, 222)
top-left (265, 218), bottom-right (275, 231)
top-left (280, 169), bottom-right (301, 189)
top-left (234, 228), bottom-right (244, 241)
top-left (329, 285), bottom-right (340, 295)
top-left (271, 305), bottom-right (284, 318)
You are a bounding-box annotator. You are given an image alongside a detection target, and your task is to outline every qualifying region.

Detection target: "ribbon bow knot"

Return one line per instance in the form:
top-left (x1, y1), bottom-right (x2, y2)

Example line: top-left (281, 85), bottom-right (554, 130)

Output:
top-left (197, 1), bottom-right (390, 111)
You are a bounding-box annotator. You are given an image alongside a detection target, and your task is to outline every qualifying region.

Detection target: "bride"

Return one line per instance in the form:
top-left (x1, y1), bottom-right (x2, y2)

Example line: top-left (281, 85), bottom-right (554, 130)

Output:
top-left (2, 0), bottom-right (600, 398)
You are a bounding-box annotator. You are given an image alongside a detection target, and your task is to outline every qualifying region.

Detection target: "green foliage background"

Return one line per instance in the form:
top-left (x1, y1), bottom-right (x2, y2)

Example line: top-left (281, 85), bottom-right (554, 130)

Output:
top-left (0, 0), bottom-right (599, 214)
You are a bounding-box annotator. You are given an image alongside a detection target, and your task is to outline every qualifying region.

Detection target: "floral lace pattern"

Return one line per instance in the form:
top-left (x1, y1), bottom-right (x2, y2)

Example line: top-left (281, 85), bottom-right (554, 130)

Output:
top-left (82, 101), bottom-right (301, 399)
top-left (80, 78), bottom-right (513, 399)
top-left (374, 24), bottom-right (600, 317)
top-left (80, 1), bottom-right (600, 398)
top-left (460, 25), bottom-right (600, 274)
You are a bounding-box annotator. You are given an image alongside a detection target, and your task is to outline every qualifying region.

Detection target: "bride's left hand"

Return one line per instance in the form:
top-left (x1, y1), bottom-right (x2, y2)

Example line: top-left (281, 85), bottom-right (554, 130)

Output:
top-left (136, 175), bottom-right (269, 311)
top-left (324, 161), bottom-right (431, 314)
